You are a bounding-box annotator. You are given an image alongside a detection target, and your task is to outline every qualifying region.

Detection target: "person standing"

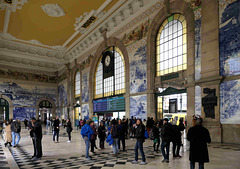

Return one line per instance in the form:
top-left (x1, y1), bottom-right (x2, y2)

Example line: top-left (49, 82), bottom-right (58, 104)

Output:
top-left (161, 118), bottom-right (172, 163)
top-left (98, 121), bottom-right (106, 149)
top-left (11, 119), bottom-right (21, 147)
top-left (66, 118), bottom-right (73, 143)
top-left (172, 121), bottom-right (182, 157)
top-left (131, 119), bottom-right (146, 165)
top-left (4, 120), bottom-right (12, 147)
top-left (118, 119), bottom-right (126, 151)
top-left (90, 122), bottom-right (98, 155)
top-left (187, 118), bottom-right (211, 169)
top-left (81, 120), bottom-right (94, 160)
top-left (111, 120), bottom-right (119, 156)
top-left (31, 118), bottom-right (42, 161)
top-left (53, 116), bottom-right (60, 143)
top-left (153, 122), bottom-right (160, 153)
top-left (24, 119), bottom-right (28, 129)
top-left (46, 118), bottom-right (50, 130)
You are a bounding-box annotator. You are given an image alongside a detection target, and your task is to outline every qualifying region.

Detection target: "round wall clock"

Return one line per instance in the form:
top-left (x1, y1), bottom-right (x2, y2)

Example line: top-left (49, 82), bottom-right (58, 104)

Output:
top-left (105, 55), bottom-right (111, 66)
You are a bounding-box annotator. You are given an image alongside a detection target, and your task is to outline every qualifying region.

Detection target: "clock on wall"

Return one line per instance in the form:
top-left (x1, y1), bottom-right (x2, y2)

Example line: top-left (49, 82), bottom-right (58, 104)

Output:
top-left (105, 55), bottom-right (111, 66)
top-left (102, 50), bottom-right (114, 79)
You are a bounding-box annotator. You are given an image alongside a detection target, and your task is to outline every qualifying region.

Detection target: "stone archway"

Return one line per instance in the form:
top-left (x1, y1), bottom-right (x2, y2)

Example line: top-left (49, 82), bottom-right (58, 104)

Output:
top-left (36, 97), bottom-right (56, 119)
top-left (0, 94), bottom-right (13, 120)
top-left (89, 37), bottom-right (130, 119)
top-left (146, 0), bottom-right (195, 121)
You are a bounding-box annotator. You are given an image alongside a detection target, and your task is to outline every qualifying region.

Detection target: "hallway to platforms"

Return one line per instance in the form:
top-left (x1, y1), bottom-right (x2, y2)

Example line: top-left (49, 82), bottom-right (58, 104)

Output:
top-left (1, 127), bottom-right (240, 169)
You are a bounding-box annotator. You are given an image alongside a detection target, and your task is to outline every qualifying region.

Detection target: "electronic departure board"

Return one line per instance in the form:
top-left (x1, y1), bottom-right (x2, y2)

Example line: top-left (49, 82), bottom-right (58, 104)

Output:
top-left (93, 96), bottom-right (125, 112)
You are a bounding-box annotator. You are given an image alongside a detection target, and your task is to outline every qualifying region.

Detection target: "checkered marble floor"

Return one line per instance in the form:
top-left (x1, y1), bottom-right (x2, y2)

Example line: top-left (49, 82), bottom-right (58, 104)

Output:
top-left (9, 145), bottom-right (162, 169)
top-left (0, 142), bottom-right (10, 169)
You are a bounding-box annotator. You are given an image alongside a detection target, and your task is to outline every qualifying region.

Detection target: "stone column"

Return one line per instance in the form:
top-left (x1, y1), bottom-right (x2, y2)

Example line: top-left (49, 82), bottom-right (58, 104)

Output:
top-left (197, 0), bottom-right (222, 143)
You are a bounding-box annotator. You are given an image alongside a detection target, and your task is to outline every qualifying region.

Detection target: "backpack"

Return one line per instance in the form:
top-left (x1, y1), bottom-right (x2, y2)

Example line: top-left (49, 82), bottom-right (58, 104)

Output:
top-left (149, 129), bottom-right (155, 140)
top-left (111, 126), bottom-right (119, 138)
top-left (144, 130), bottom-right (149, 139)
top-left (14, 122), bottom-right (21, 133)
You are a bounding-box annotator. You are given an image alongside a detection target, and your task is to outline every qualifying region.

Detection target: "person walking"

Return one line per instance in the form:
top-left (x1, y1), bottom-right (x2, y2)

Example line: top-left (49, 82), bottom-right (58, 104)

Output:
top-left (11, 119), bottom-right (21, 147)
top-left (30, 118), bottom-right (43, 161)
top-left (131, 119), bottom-right (147, 165)
top-left (24, 119), bottom-right (28, 129)
top-left (161, 118), bottom-right (172, 163)
top-left (53, 116), bottom-right (60, 143)
top-left (81, 119), bottom-right (94, 160)
top-left (4, 120), bottom-right (12, 147)
top-left (66, 118), bottom-right (73, 143)
top-left (98, 121), bottom-right (106, 149)
top-left (187, 118), bottom-right (211, 169)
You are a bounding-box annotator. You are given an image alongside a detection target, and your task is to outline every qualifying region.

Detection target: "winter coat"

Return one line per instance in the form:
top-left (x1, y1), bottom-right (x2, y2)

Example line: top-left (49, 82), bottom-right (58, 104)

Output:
top-left (5, 124), bottom-right (12, 142)
top-left (106, 134), bottom-right (113, 146)
top-left (152, 126), bottom-right (160, 139)
top-left (161, 123), bottom-right (172, 142)
top-left (66, 121), bottom-right (72, 133)
top-left (53, 119), bottom-right (60, 132)
top-left (98, 125), bottom-right (106, 140)
top-left (134, 124), bottom-right (145, 142)
top-left (32, 120), bottom-right (42, 139)
top-left (91, 126), bottom-right (97, 140)
top-left (81, 124), bottom-right (94, 140)
top-left (187, 125), bottom-right (211, 163)
top-left (172, 125), bottom-right (181, 143)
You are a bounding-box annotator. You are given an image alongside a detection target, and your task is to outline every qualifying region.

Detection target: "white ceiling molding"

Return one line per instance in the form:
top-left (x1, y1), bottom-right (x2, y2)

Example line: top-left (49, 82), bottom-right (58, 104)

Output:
top-left (41, 4), bottom-right (65, 17)
top-left (67, 0), bottom-right (159, 63)
top-left (0, 0), bottom-right (28, 12)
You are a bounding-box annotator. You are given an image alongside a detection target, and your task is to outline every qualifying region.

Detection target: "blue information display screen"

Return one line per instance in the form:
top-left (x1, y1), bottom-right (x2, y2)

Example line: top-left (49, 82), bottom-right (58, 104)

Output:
top-left (93, 96), bottom-right (125, 112)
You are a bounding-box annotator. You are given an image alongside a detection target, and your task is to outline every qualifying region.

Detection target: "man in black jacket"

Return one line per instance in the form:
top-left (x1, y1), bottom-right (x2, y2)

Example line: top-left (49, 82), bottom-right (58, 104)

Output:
top-left (161, 118), bottom-right (172, 163)
top-left (131, 119), bottom-right (146, 165)
top-left (53, 116), bottom-right (60, 143)
top-left (30, 117), bottom-right (42, 161)
top-left (187, 118), bottom-right (211, 169)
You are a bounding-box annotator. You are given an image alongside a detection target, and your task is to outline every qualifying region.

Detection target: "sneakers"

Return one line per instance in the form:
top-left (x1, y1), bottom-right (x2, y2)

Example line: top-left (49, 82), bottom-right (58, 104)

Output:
top-left (139, 161), bottom-right (147, 165)
top-left (67, 140), bottom-right (71, 143)
top-left (131, 160), bottom-right (138, 164)
top-left (32, 157), bottom-right (41, 161)
top-left (85, 157), bottom-right (91, 160)
top-left (162, 159), bottom-right (169, 163)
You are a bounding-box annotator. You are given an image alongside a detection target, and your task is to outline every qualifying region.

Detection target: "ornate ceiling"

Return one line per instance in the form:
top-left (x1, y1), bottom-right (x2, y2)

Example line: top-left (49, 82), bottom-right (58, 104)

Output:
top-left (0, 0), bottom-right (160, 73)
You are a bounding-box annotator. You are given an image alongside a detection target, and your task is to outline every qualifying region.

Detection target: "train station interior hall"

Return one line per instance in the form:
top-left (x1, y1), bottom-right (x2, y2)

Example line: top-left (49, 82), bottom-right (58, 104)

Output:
top-left (0, 0), bottom-right (240, 169)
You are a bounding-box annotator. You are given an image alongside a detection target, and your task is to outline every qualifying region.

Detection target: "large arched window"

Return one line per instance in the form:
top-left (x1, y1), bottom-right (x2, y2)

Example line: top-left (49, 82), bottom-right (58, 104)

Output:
top-left (94, 46), bottom-right (125, 99)
top-left (75, 70), bottom-right (81, 97)
top-left (156, 14), bottom-right (187, 76)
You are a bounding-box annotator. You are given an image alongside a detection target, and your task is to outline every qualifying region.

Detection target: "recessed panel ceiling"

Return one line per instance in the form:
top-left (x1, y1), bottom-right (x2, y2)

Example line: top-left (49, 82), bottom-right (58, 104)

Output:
top-left (6, 0), bottom-right (119, 46)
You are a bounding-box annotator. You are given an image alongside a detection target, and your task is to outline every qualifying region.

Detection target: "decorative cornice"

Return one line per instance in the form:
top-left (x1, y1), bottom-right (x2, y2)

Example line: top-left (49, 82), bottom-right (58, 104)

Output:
top-left (41, 4), bottom-right (65, 17)
top-left (0, 0), bottom-right (28, 12)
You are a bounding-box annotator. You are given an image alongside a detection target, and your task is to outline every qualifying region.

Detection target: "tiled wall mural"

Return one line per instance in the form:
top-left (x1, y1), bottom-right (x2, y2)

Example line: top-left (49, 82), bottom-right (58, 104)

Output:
top-left (130, 94), bottom-right (147, 120)
top-left (194, 8), bottom-right (202, 81)
top-left (219, 0), bottom-right (240, 76)
top-left (58, 80), bottom-right (68, 106)
top-left (129, 42), bottom-right (147, 94)
top-left (195, 86), bottom-right (201, 115)
top-left (0, 81), bottom-right (57, 120)
top-left (220, 79), bottom-right (240, 124)
top-left (82, 104), bottom-right (89, 120)
top-left (13, 107), bottom-right (36, 121)
top-left (82, 73), bottom-right (89, 103)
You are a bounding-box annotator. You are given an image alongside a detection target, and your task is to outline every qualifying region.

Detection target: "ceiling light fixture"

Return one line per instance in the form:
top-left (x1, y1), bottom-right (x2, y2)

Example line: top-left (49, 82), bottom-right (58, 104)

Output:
top-left (5, 0), bottom-right (12, 3)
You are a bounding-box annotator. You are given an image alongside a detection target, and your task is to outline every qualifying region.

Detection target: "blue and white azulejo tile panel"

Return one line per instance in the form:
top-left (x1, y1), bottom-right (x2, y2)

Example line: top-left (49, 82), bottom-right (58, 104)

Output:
top-left (220, 79), bottom-right (240, 124)
top-left (82, 104), bottom-right (89, 120)
top-left (13, 107), bottom-right (36, 121)
top-left (130, 94), bottom-right (147, 121)
top-left (82, 73), bottom-right (89, 103)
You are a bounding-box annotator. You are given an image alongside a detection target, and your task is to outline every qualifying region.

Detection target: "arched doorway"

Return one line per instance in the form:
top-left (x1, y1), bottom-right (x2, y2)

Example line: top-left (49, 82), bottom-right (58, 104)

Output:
top-left (0, 98), bottom-right (9, 131)
top-left (38, 100), bottom-right (52, 123)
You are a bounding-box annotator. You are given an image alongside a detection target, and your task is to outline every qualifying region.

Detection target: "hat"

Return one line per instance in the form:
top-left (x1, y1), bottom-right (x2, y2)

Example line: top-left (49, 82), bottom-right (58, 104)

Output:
top-left (163, 118), bottom-right (168, 122)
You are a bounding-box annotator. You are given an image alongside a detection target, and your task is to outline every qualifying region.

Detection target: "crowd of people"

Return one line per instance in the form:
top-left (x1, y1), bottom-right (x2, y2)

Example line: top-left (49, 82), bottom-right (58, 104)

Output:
top-left (2, 115), bottom-right (211, 168)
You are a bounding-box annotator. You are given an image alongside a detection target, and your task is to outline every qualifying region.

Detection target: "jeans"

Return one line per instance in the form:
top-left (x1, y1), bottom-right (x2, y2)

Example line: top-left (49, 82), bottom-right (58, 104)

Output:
top-left (190, 161), bottom-right (204, 169)
top-left (84, 137), bottom-right (90, 158)
top-left (161, 141), bottom-right (170, 160)
top-left (53, 131), bottom-right (59, 142)
top-left (12, 132), bottom-right (21, 146)
top-left (118, 135), bottom-right (126, 151)
top-left (112, 138), bottom-right (119, 154)
top-left (67, 132), bottom-right (71, 141)
top-left (135, 140), bottom-right (146, 162)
